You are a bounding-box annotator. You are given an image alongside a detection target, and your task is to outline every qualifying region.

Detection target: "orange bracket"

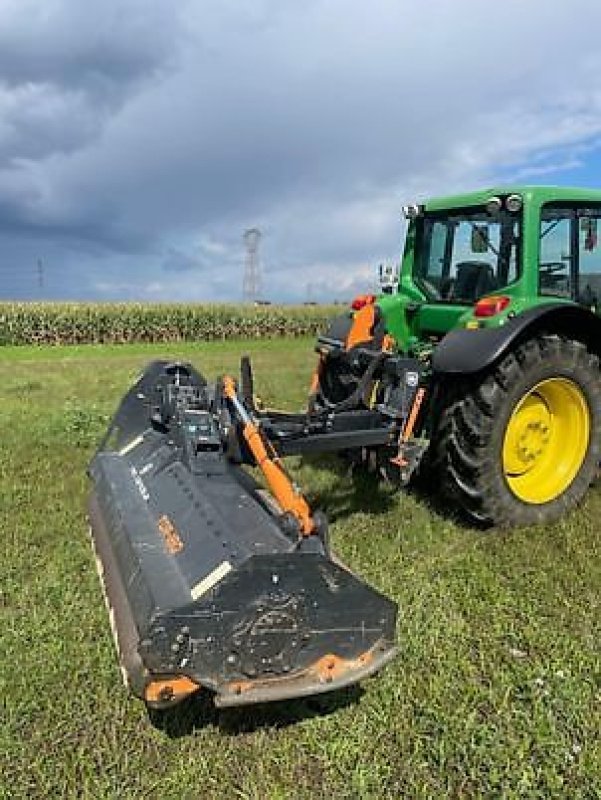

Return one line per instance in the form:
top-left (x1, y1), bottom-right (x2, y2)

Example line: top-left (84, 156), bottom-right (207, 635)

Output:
top-left (390, 387), bottom-right (426, 467)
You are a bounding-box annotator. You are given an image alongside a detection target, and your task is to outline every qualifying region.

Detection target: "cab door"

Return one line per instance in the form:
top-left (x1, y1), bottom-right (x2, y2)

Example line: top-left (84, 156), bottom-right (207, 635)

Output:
top-left (539, 204), bottom-right (601, 312)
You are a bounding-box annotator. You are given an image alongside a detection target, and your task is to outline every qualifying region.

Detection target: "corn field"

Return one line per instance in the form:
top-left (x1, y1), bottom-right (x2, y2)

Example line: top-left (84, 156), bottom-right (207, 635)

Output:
top-left (0, 302), bottom-right (342, 345)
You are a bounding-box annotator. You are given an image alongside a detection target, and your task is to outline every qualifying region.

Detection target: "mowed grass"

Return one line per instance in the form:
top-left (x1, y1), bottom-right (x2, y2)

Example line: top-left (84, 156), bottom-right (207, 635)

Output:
top-left (1, 338), bottom-right (600, 799)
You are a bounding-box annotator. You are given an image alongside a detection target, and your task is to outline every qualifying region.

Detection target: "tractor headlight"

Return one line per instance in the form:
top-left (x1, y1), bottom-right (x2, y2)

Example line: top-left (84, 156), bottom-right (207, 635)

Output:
top-left (505, 194), bottom-right (523, 213)
top-left (486, 196), bottom-right (502, 215)
top-left (402, 203), bottom-right (421, 220)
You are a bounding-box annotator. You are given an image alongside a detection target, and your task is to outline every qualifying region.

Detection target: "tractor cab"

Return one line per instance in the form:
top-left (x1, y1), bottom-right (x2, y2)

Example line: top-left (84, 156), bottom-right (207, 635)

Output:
top-left (380, 186), bottom-right (601, 348)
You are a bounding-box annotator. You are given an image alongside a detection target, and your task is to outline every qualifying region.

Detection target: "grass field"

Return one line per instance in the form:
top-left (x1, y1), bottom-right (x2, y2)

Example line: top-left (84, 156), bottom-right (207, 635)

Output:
top-left (1, 338), bottom-right (600, 799)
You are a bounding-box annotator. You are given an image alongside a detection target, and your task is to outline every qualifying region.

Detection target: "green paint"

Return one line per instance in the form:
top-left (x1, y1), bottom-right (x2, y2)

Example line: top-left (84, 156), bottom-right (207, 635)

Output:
top-left (377, 185), bottom-right (601, 351)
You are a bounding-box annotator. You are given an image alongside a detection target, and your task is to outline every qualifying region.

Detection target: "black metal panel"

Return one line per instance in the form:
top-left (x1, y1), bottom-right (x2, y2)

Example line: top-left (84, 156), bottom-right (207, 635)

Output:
top-left (432, 303), bottom-right (601, 375)
top-left (317, 311), bottom-right (353, 348)
top-left (137, 552), bottom-right (396, 696)
top-left (88, 492), bottom-right (147, 696)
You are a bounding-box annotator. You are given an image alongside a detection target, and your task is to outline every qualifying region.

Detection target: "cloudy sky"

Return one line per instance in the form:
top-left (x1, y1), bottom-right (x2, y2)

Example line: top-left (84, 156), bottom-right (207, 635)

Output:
top-left (2, 0), bottom-right (601, 303)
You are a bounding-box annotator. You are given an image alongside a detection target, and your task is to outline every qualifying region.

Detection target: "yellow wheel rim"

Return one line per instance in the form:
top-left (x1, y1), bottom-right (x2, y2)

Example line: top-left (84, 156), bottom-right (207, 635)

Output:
top-left (502, 377), bottom-right (590, 504)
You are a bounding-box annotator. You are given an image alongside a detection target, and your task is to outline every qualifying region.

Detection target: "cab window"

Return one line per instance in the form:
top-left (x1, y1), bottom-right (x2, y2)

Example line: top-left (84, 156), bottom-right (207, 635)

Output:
top-left (539, 204), bottom-right (601, 308)
top-left (417, 209), bottom-right (521, 303)
top-left (539, 209), bottom-right (572, 297)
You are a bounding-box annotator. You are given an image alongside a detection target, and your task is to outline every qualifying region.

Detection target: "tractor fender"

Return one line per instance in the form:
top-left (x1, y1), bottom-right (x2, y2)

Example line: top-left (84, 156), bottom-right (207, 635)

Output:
top-left (432, 303), bottom-right (601, 375)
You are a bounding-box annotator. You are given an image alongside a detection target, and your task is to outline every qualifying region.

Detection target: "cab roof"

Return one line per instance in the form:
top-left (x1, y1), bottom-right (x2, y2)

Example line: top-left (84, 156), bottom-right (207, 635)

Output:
top-left (424, 185), bottom-right (601, 212)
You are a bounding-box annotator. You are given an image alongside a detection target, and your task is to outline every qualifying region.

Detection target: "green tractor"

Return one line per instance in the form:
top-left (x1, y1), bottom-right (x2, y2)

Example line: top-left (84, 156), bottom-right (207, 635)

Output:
top-left (312, 185), bottom-right (601, 526)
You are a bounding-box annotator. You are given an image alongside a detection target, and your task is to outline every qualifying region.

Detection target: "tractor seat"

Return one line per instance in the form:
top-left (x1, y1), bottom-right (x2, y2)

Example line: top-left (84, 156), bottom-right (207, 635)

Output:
top-left (451, 261), bottom-right (496, 302)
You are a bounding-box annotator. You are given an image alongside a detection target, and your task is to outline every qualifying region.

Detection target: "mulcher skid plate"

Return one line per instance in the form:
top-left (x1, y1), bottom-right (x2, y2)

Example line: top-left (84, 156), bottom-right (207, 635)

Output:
top-left (88, 361), bottom-right (397, 709)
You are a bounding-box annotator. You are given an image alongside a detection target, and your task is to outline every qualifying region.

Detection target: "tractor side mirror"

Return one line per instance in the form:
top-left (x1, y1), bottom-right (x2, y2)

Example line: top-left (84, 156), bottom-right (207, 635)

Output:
top-left (471, 224), bottom-right (489, 253)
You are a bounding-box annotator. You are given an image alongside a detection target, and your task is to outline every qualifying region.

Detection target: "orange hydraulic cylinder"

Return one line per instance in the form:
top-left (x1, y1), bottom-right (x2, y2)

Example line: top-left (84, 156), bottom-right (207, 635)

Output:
top-left (242, 423), bottom-right (315, 535)
top-left (222, 375), bottom-right (315, 536)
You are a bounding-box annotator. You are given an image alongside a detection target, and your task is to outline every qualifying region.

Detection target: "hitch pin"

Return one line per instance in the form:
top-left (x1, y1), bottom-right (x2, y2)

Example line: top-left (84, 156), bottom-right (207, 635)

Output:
top-left (390, 387), bottom-right (426, 467)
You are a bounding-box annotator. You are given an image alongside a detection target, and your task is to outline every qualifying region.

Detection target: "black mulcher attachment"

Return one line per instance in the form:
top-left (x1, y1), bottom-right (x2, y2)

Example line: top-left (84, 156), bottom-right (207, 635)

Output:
top-left (88, 361), bottom-right (397, 709)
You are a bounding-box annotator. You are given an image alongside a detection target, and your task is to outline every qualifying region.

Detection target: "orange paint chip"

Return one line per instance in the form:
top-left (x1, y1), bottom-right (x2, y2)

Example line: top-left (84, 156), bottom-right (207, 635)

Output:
top-left (157, 514), bottom-right (184, 555)
top-left (381, 334), bottom-right (395, 353)
top-left (312, 651), bottom-right (374, 682)
top-left (144, 676), bottom-right (199, 704)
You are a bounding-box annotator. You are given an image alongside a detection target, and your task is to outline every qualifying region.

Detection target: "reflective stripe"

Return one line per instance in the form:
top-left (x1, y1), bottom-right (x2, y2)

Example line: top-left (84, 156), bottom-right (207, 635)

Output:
top-left (190, 561), bottom-right (232, 601)
top-left (119, 435), bottom-right (144, 456)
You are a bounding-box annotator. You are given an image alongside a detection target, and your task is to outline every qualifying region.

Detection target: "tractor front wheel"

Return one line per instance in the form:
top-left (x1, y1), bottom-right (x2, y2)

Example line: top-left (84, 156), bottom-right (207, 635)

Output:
top-left (435, 335), bottom-right (601, 526)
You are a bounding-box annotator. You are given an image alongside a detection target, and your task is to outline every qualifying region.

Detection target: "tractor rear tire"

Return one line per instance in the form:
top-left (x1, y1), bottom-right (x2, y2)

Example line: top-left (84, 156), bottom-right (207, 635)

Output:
top-left (434, 335), bottom-right (601, 527)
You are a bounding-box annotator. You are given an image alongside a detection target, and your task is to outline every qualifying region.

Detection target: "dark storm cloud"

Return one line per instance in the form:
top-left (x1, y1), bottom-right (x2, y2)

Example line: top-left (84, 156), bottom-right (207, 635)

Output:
top-left (2, 1), bottom-right (601, 301)
top-left (0, 1), bottom-right (181, 89)
top-left (0, 0), bottom-right (187, 274)
top-left (0, 2), bottom-right (183, 164)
